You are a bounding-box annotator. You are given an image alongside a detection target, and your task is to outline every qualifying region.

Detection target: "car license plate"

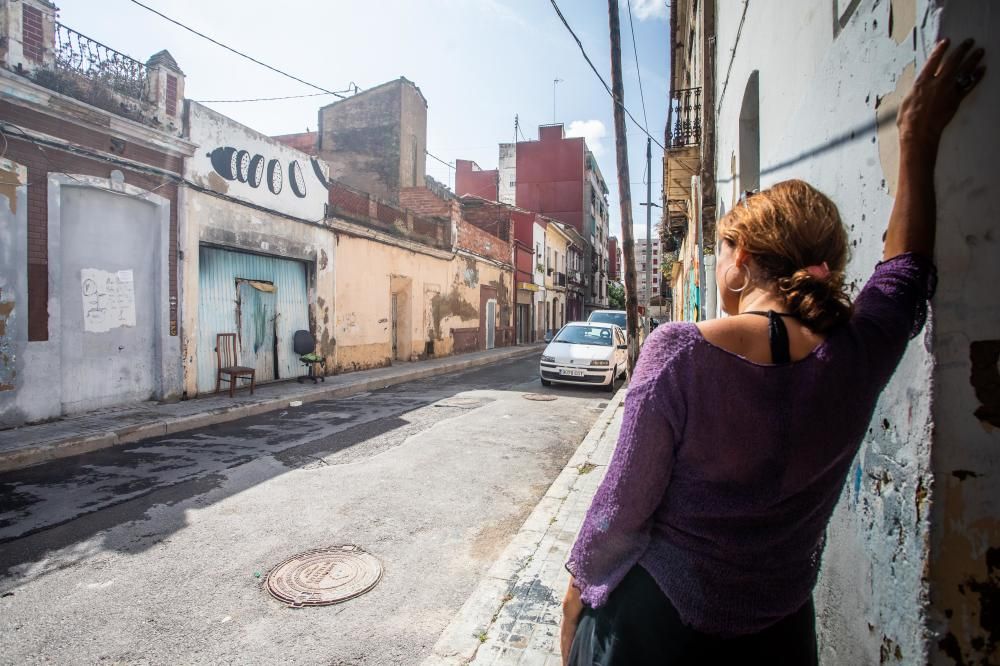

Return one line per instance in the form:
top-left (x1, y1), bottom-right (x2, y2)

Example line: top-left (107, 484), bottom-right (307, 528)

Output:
top-left (558, 368), bottom-right (586, 377)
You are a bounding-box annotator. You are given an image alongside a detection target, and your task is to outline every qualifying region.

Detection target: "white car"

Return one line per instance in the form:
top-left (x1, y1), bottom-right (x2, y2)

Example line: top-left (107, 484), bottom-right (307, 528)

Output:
top-left (539, 322), bottom-right (628, 392)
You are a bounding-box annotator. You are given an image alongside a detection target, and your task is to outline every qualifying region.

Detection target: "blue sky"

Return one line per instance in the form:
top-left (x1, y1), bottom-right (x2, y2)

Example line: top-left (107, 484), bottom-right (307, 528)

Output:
top-left (56, 0), bottom-right (670, 241)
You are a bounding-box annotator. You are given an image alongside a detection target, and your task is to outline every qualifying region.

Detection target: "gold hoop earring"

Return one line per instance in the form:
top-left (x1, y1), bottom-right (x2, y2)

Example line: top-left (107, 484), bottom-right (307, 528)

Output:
top-left (725, 264), bottom-right (751, 293)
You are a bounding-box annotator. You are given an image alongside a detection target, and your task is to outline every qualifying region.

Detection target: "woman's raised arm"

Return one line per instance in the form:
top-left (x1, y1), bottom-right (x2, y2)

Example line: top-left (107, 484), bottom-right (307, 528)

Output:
top-left (883, 38), bottom-right (985, 261)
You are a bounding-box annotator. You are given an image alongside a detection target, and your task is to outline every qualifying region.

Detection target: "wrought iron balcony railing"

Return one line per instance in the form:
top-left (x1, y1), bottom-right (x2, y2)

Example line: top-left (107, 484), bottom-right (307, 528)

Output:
top-left (54, 22), bottom-right (149, 101)
top-left (667, 87), bottom-right (701, 148)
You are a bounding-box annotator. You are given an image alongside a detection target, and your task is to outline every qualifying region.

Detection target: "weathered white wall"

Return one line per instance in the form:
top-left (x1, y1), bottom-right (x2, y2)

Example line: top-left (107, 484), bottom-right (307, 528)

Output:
top-left (925, 6), bottom-right (1000, 664)
top-left (178, 190), bottom-right (336, 397)
top-left (181, 104), bottom-right (335, 396)
top-left (714, 1), bottom-right (954, 663)
top-left (498, 143), bottom-right (516, 206)
top-left (0, 159), bottom-right (36, 427)
top-left (186, 102), bottom-right (328, 221)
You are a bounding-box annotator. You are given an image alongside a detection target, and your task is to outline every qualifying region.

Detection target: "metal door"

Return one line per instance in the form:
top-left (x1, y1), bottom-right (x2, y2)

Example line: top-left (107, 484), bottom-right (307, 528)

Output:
top-left (391, 293), bottom-right (399, 359)
top-left (197, 247), bottom-right (309, 394)
top-left (485, 299), bottom-right (497, 350)
top-left (237, 280), bottom-right (277, 382)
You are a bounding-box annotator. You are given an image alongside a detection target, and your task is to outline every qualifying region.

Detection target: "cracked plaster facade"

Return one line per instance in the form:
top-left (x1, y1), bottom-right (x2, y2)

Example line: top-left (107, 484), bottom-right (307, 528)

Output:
top-left (712, 1), bottom-right (998, 663)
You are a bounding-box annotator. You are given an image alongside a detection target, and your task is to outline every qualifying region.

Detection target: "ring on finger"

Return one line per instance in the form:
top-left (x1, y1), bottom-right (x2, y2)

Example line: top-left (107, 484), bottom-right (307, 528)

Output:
top-left (956, 73), bottom-right (976, 91)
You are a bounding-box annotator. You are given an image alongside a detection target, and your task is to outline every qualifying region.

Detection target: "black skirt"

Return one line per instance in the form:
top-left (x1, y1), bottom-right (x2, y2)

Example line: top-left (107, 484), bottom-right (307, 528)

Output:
top-left (568, 565), bottom-right (818, 666)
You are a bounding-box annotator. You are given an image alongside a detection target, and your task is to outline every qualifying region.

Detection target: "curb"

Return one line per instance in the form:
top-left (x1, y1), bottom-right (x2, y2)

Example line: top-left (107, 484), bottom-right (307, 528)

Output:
top-left (424, 387), bottom-right (627, 665)
top-left (0, 345), bottom-right (543, 473)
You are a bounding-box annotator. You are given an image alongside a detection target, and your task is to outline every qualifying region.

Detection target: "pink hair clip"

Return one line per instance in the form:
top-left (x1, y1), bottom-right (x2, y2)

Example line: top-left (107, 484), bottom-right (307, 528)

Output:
top-left (805, 262), bottom-right (831, 279)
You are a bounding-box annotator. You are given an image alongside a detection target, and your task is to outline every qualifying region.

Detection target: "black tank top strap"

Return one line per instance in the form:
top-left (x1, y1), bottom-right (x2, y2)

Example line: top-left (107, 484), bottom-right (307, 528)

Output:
top-left (744, 310), bottom-right (796, 364)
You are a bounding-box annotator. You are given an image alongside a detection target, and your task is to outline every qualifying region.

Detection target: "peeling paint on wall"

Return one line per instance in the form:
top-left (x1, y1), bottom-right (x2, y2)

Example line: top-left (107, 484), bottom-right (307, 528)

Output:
top-left (431, 278), bottom-right (479, 341)
top-left (876, 62), bottom-right (915, 197)
top-left (0, 164), bottom-right (21, 214)
top-left (462, 256), bottom-right (480, 288)
top-left (0, 295), bottom-right (14, 392)
top-left (889, 0), bottom-right (916, 45)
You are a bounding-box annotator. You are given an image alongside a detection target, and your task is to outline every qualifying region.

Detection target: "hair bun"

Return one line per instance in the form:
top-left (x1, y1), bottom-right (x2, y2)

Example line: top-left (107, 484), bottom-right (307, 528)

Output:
top-left (779, 268), bottom-right (851, 333)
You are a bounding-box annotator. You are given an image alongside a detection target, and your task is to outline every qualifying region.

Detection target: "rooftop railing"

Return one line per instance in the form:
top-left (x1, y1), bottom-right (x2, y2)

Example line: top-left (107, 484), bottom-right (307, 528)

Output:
top-left (54, 22), bottom-right (149, 101)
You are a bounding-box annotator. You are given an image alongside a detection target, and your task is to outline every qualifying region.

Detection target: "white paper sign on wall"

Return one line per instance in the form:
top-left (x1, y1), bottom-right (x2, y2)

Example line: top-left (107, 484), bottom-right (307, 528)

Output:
top-left (81, 268), bottom-right (137, 333)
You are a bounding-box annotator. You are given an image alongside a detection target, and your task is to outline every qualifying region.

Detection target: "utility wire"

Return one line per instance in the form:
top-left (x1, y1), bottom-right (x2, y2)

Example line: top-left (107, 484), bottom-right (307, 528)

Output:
top-left (426, 150), bottom-right (454, 170)
top-left (195, 86), bottom-right (359, 104)
top-left (128, 0), bottom-right (348, 98)
top-left (548, 0), bottom-right (664, 151)
top-left (626, 0), bottom-right (650, 133)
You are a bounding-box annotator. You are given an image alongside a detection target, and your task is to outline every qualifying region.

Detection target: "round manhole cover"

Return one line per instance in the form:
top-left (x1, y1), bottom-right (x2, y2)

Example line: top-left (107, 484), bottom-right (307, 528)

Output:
top-left (522, 393), bottom-right (557, 401)
top-left (265, 545), bottom-right (382, 607)
top-left (436, 398), bottom-right (481, 408)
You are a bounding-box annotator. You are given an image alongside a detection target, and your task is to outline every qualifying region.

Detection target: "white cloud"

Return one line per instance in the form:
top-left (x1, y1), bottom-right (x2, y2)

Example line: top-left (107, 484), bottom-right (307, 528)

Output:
top-left (566, 119), bottom-right (607, 157)
top-left (632, 0), bottom-right (668, 21)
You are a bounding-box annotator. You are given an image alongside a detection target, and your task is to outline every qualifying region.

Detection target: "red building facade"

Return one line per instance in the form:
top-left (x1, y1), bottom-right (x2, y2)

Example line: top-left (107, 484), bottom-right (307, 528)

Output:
top-left (512, 125), bottom-right (586, 234)
top-left (455, 159), bottom-right (499, 200)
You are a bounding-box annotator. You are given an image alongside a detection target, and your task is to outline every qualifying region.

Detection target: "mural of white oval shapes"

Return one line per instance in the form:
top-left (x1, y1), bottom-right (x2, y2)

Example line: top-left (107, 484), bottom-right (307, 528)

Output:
top-left (289, 160), bottom-right (307, 198)
top-left (208, 147), bottom-right (239, 180)
top-left (267, 159), bottom-right (283, 195)
top-left (248, 154), bottom-right (265, 188)
top-left (235, 150), bottom-right (251, 183)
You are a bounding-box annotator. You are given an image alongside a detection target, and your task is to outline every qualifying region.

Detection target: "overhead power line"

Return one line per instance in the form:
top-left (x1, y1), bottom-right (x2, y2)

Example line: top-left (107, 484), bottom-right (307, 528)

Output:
top-left (128, 0), bottom-right (348, 98)
top-left (548, 0), bottom-right (664, 151)
top-left (626, 0), bottom-right (650, 133)
top-left (195, 90), bottom-right (354, 104)
top-left (426, 150), bottom-right (455, 169)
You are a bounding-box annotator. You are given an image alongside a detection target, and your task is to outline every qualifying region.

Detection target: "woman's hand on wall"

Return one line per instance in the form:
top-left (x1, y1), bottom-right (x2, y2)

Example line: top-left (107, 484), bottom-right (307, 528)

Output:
top-left (898, 38), bottom-right (985, 154)
top-left (885, 38), bottom-right (986, 260)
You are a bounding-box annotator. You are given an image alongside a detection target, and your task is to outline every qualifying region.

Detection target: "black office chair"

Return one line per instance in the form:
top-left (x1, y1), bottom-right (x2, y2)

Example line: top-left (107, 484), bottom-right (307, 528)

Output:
top-left (293, 330), bottom-right (326, 383)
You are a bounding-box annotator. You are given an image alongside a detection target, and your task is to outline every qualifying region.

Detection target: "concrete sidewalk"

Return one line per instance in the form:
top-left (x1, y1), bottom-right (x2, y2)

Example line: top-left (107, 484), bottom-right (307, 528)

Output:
top-left (0, 344), bottom-right (543, 472)
top-left (425, 387), bottom-right (626, 666)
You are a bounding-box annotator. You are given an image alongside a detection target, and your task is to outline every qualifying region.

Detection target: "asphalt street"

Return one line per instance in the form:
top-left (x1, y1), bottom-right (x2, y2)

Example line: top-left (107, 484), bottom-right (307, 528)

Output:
top-left (0, 354), bottom-right (609, 665)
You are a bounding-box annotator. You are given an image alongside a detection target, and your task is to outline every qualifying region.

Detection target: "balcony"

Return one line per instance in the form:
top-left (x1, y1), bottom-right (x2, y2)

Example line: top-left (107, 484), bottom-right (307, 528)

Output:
top-left (664, 87), bottom-right (702, 224)
top-left (9, 9), bottom-right (185, 130)
top-left (53, 23), bottom-right (149, 102)
top-left (668, 88), bottom-right (701, 148)
top-left (555, 272), bottom-right (567, 288)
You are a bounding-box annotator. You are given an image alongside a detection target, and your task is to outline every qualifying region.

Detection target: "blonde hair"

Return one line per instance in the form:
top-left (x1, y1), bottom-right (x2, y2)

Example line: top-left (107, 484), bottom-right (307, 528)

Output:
top-left (719, 179), bottom-right (852, 333)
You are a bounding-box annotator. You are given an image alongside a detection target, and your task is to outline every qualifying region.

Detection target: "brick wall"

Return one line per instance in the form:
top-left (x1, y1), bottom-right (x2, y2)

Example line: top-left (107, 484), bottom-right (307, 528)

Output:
top-left (328, 181), bottom-right (451, 250)
top-left (272, 131), bottom-right (318, 154)
top-left (460, 202), bottom-right (512, 242)
top-left (3, 102), bottom-right (182, 341)
top-left (22, 5), bottom-right (44, 62)
top-left (456, 217), bottom-right (511, 266)
top-left (399, 186), bottom-right (451, 218)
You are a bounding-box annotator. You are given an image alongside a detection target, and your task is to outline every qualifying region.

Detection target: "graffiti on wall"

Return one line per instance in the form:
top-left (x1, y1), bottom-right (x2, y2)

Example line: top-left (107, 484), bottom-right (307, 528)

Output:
top-left (208, 146), bottom-right (308, 198)
top-left (81, 268), bottom-right (136, 333)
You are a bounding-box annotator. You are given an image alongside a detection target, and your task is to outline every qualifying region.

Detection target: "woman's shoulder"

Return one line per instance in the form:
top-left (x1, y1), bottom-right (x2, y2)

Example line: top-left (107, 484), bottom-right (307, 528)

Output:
top-left (637, 322), bottom-right (703, 369)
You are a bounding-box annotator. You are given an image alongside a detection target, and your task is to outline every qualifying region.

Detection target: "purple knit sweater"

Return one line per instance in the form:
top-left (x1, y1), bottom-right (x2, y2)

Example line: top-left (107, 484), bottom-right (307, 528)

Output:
top-left (567, 253), bottom-right (936, 637)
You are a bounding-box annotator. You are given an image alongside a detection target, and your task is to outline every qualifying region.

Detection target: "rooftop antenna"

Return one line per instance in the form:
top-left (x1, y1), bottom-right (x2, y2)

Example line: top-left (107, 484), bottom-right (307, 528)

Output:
top-left (553, 78), bottom-right (563, 123)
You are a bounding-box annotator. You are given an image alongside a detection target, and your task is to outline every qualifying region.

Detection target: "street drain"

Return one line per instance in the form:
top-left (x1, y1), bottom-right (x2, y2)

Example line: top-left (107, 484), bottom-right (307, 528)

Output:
top-left (435, 398), bottom-right (481, 408)
top-left (522, 393), bottom-right (557, 401)
top-left (265, 545), bottom-right (382, 607)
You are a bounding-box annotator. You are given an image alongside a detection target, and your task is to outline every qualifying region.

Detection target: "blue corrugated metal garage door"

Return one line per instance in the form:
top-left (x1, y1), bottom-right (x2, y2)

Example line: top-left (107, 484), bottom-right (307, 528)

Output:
top-left (197, 246), bottom-right (310, 395)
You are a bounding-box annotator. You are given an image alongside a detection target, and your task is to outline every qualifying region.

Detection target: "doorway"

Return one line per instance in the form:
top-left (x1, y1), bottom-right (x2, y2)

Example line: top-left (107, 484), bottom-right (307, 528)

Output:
top-left (391, 292), bottom-right (399, 359)
top-left (485, 299), bottom-right (497, 350)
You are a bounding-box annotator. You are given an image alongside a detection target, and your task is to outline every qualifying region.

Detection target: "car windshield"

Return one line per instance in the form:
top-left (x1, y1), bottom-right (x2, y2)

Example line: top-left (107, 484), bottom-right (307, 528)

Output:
top-left (554, 326), bottom-right (613, 346)
top-left (589, 312), bottom-right (626, 329)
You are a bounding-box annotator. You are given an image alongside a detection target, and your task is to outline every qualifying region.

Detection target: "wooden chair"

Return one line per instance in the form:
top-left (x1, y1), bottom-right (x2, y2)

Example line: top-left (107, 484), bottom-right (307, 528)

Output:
top-left (215, 333), bottom-right (255, 397)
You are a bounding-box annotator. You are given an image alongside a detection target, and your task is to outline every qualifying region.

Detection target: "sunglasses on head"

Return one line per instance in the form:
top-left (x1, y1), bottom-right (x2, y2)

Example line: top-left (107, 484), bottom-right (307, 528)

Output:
top-left (740, 189), bottom-right (759, 211)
